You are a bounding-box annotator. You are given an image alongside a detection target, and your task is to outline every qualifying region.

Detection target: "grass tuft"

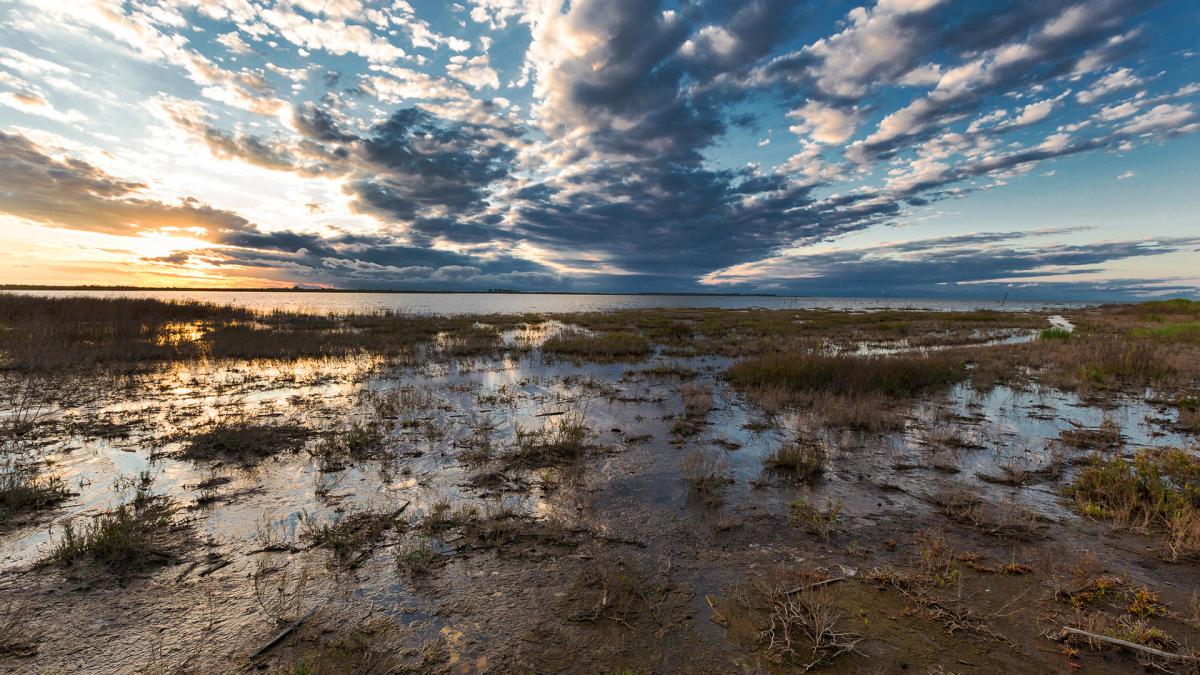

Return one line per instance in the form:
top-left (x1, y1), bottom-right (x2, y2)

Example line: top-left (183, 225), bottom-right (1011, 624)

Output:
top-left (763, 437), bottom-right (828, 480)
top-left (1, 457), bottom-right (71, 525)
top-left (48, 477), bottom-right (176, 568)
top-left (1070, 448), bottom-right (1200, 560)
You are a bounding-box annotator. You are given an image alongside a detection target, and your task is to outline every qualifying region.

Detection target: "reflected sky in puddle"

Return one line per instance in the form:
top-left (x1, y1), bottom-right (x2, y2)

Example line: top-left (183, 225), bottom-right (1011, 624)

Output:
top-left (0, 329), bottom-right (1193, 571)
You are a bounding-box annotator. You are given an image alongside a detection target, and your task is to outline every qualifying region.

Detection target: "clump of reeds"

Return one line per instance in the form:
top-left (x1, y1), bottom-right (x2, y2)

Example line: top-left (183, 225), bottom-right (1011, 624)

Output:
top-left (47, 473), bottom-right (177, 569)
top-left (1070, 447), bottom-right (1200, 560)
top-left (0, 455), bottom-right (71, 524)
top-left (727, 351), bottom-right (966, 398)
top-left (181, 412), bottom-right (311, 465)
top-left (542, 330), bottom-right (651, 358)
top-left (763, 436), bottom-right (828, 480)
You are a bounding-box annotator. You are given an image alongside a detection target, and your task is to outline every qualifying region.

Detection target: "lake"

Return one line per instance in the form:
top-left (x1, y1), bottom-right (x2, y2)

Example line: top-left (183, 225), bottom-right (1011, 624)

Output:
top-left (6, 290), bottom-right (1081, 315)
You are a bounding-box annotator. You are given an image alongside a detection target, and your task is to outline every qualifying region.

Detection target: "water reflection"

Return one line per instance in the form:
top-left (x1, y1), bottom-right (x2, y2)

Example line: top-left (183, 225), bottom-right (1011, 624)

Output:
top-left (16, 289), bottom-right (1081, 316)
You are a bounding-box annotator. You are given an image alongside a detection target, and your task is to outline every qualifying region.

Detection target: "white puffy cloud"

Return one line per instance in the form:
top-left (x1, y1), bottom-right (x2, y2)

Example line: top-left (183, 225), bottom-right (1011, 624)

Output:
top-left (1077, 67), bottom-right (1141, 104)
top-left (787, 101), bottom-right (859, 145)
top-left (446, 54), bottom-right (499, 90)
top-left (1119, 103), bottom-right (1197, 135)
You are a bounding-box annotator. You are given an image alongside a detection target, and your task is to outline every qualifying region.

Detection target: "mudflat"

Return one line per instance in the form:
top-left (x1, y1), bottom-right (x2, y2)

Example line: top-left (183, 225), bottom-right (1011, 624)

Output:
top-left (1, 294), bottom-right (1198, 673)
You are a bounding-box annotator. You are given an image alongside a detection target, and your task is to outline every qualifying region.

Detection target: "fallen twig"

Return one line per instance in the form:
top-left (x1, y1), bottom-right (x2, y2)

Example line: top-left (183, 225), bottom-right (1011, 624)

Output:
top-left (249, 606), bottom-right (318, 660)
top-left (197, 559), bottom-right (232, 577)
top-left (784, 574), bottom-right (851, 596)
top-left (1055, 627), bottom-right (1200, 663)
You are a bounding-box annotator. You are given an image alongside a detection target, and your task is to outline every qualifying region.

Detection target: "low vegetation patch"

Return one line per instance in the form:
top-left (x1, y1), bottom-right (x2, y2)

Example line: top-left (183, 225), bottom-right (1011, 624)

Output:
top-left (0, 457), bottom-right (71, 525)
top-left (789, 497), bottom-right (842, 539)
top-left (763, 437), bottom-right (828, 480)
top-left (312, 421), bottom-right (391, 471)
top-left (301, 506), bottom-right (409, 568)
top-left (682, 449), bottom-right (733, 507)
top-left (47, 476), bottom-right (178, 569)
top-left (542, 330), bottom-right (651, 358)
top-left (181, 414), bottom-right (311, 465)
top-left (1133, 321), bottom-right (1200, 344)
top-left (1058, 419), bottom-right (1123, 450)
top-left (709, 566), bottom-right (861, 670)
top-left (727, 351), bottom-right (966, 398)
top-left (1040, 327), bottom-right (1072, 340)
top-left (1070, 448), bottom-right (1200, 560)
top-left (509, 410), bottom-right (590, 468)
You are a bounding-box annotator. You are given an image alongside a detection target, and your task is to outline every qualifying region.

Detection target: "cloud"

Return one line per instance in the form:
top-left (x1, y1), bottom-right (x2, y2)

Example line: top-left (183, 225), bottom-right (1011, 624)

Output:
top-left (0, 0), bottom-right (1196, 297)
top-left (0, 129), bottom-right (555, 289)
top-left (701, 229), bottom-right (1200, 298)
top-left (1076, 66), bottom-right (1141, 103)
top-left (446, 54), bottom-right (499, 89)
top-left (787, 101), bottom-right (859, 144)
top-left (848, 0), bottom-right (1153, 162)
top-left (1119, 103), bottom-right (1198, 135)
top-left (0, 130), bottom-right (253, 237)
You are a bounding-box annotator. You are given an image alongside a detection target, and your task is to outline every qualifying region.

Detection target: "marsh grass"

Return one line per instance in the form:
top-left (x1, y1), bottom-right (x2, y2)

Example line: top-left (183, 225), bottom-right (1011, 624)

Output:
top-left (541, 330), bottom-right (651, 359)
top-left (0, 601), bottom-right (35, 658)
top-left (553, 306), bottom-right (1041, 356)
top-left (273, 626), bottom-right (396, 675)
top-left (395, 535), bottom-right (442, 577)
top-left (788, 497), bottom-right (842, 539)
top-left (48, 476), bottom-right (177, 569)
top-left (439, 324), bottom-right (502, 356)
top-left (681, 382), bottom-right (714, 418)
top-left (1133, 321), bottom-right (1200, 344)
top-left (933, 488), bottom-right (1044, 539)
top-left (727, 351), bottom-right (966, 398)
top-left (312, 421), bottom-right (390, 471)
top-left (775, 390), bottom-right (906, 431)
top-left (682, 448), bottom-right (733, 498)
top-left (1058, 418), bottom-right (1123, 450)
top-left (182, 413), bottom-right (311, 465)
top-left (0, 454), bottom-right (69, 523)
top-left (510, 409), bottom-right (590, 467)
top-left (763, 436), bottom-right (828, 480)
top-left (1040, 327), bottom-right (1072, 341)
top-left (0, 293), bottom-right (539, 370)
top-left (1070, 448), bottom-right (1200, 560)
top-left (0, 456), bottom-right (70, 525)
top-left (716, 566), bottom-right (861, 670)
top-left (672, 382), bottom-right (715, 435)
top-left (301, 507), bottom-right (407, 568)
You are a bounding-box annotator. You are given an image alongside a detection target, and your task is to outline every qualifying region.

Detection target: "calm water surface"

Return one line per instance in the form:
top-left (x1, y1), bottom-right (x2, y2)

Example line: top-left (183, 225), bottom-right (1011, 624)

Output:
top-left (12, 290), bottom-right (1083, 315)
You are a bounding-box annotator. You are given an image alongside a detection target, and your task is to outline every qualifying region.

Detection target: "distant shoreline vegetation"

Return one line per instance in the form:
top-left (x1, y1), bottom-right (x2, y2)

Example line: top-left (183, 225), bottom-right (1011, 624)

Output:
top-left (3, 285), bottom-right (1194, 304)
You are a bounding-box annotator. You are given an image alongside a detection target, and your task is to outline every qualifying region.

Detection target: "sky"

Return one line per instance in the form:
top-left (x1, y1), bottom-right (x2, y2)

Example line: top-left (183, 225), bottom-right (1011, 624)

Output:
top-left (0, 0), bottom-right (1197, 299)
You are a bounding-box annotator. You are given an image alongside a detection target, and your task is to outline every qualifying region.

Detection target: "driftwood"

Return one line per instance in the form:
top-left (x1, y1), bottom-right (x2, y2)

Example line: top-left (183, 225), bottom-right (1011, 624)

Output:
top-left (250, 606), bottom-right (319, 660)
top-left (1056, 627), bottom-right (1200, 663)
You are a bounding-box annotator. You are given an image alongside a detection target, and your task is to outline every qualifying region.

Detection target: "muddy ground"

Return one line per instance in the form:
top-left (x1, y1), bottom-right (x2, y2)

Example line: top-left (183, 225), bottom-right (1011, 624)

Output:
top-left (0, 298), bottom-right (1198, 673)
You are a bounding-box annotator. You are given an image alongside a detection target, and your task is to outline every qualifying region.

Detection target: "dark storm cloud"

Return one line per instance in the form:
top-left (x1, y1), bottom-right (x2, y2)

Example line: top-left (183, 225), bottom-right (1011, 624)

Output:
top-left (847, 0), bottom-right (1157, 162)
top-left (349, 107), bottom-right (517, 221)
top-left (65, 0), bottom-right (1191, 296)
top-left (292, 102), bottom-right (357, 143)
top-left (509, 160), bottom-right (906, 277)
top-left (493, 0), bottom-right (1187, 285)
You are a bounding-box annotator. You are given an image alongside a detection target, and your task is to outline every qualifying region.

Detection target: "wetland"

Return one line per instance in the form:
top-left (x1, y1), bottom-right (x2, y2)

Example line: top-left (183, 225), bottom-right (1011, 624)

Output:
top-left (0, 293), bottom-right (1198, 673)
